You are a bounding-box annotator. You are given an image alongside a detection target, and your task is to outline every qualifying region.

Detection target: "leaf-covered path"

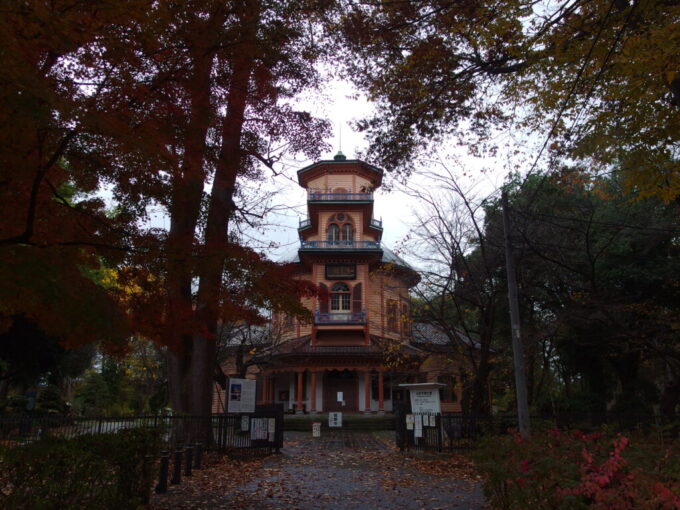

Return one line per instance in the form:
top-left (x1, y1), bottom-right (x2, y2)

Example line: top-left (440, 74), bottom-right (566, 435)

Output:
top-left (151, 431), bottom-right (488, 509)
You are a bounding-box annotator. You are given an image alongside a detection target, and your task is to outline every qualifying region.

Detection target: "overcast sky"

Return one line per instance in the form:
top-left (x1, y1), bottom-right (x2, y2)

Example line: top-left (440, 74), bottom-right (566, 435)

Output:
top-left (253, 79), bottom-right (510, 266)
top-left (144, 78), bottom-right (516, 267)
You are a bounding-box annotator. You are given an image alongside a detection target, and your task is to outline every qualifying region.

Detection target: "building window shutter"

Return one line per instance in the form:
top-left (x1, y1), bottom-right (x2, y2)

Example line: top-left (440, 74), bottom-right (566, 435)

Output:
top-left (319, 283), bottom-right (329, 313)
top-left (352, 283), bottom-right (362, 313)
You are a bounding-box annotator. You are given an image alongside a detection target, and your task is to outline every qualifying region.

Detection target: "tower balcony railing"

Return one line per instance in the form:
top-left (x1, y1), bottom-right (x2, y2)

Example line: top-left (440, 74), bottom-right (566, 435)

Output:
top-left (308, 192), bottom-right (373, 201)
top-left (314, 310), bottom-right (366, 324)
top-left (299, 217), bottom-right (382, 230)
top-left (299, 240), bottom-right (381, 250)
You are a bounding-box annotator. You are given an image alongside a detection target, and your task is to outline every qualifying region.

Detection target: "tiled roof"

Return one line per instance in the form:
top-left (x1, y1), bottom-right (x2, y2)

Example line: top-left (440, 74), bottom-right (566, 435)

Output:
top-left (410, 322), bottom-right (480, 350)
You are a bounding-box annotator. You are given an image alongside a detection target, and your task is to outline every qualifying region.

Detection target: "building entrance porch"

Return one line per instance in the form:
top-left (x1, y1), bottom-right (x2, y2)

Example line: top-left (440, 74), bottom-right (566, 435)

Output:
top-left (323, 370), bottom-right (358, 412)
top-left (258, 366), bottom-right (391, 414)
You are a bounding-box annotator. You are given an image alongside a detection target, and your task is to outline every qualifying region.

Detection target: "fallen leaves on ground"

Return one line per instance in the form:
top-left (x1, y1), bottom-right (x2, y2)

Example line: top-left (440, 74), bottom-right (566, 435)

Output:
top-left (150, 432), bottom-right (487, 510)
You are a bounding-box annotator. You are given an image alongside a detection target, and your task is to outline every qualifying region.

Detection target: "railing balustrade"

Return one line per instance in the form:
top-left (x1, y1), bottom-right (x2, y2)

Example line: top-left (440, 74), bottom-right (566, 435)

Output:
top-left (308, 192), bottom-right (373, 201)
top-left (314, 311), bottom-right (366, 324)
top-left (299, 218), bottom-right (311, 228)
top-left (300, 240), bottom-right (381, 250)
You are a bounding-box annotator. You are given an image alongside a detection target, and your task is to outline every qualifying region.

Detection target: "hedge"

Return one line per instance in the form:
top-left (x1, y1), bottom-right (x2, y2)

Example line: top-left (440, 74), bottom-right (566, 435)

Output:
top-left (0, 427), bottom-right (161, 510)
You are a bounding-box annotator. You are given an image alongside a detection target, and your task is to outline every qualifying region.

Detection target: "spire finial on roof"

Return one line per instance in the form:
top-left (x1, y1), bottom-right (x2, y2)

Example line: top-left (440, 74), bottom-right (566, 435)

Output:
top-left (333, 150), bottom-right (346, 161)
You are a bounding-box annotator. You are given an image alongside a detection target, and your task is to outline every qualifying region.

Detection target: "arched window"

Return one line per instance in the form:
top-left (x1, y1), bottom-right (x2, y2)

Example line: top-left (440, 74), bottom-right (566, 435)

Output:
top-left (331, 283), bottom-right (351, 311)
top-left (327, 213), bottom-right (354, 243)
top-left (341, 223), bottom-right (353, 241)
top-left (327, 223), bottom-right (340, 241)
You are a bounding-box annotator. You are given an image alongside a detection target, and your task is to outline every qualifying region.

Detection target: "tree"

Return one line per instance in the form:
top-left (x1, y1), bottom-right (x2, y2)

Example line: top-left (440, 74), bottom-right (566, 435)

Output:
top-left (491, 171), bottom-right (680, 415)
top-left (0, 315), bottom-right (96, 407)
top-left (337, 0), bottom-right (680, 200)
top-left (401, 167), bottom-right (506, 415)
top-left (1, 1), bottom-right (330, 428)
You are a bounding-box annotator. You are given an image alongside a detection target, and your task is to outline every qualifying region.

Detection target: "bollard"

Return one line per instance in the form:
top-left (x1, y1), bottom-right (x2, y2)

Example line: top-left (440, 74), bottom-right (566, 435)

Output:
top-left (184, 445), bottom-right (193, 477)
top-left (171, 447), bottom-right (183, 485)
top-left (194, 442), bottom-right (203, 470)
top-left (142, 454), bottom-right (153, 504)
top-left (155, 450), bottom-right (169, 493)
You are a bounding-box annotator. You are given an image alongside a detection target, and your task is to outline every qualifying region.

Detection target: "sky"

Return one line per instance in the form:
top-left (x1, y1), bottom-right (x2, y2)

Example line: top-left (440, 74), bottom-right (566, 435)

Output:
top-left (143, 78), bottom-right (516, 267)
top-left (254, 79), bottom-right (510, 266)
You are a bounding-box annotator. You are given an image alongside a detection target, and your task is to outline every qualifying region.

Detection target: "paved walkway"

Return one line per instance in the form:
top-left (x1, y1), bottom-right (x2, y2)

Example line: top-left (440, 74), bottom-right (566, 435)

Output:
top-left (151, 431), bottom-right (488, 510)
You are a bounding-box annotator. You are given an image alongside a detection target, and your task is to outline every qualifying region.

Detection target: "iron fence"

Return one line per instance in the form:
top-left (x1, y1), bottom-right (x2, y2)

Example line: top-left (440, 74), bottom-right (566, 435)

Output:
top-left (0, 404), bottom-right (284, 453)
top-left (395, 410), bottom-right (679, 452)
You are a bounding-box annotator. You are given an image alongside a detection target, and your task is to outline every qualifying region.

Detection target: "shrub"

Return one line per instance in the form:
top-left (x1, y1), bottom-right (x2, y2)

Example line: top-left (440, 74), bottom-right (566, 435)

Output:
top-left (473, 429), bottom-right (680, 510)
top-left (0, 427), bottom-right (161, 510)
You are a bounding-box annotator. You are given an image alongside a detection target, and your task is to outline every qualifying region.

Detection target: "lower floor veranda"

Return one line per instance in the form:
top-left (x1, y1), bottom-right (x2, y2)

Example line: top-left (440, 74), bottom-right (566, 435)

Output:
top-left (256, 367), bottom-right (413, 414)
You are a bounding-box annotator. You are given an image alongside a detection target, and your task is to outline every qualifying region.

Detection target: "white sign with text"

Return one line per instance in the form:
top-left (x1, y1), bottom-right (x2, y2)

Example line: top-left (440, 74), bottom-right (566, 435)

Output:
top-left (409, 389), bottom-right (442, 414)
top-left (227, 378), bottom-right (256, 414)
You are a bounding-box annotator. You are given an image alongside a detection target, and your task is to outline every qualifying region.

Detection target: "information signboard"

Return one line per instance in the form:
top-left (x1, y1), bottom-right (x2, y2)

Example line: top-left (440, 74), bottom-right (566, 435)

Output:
top-left (227, 378), bottom-right (256, 414)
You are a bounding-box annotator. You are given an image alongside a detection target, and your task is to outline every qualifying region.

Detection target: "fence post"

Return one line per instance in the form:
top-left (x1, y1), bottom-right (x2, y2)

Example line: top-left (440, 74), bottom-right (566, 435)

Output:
top-left (194, 443), bottom-right (202, 470)
top-left (171, 447), bottom-right (183, 485)
top-left (184, 445), bottom-right (193, 477)
top-left (437, 414), bottom-right (443, 453)
top-left (155, 450), bottom-right (169, 493)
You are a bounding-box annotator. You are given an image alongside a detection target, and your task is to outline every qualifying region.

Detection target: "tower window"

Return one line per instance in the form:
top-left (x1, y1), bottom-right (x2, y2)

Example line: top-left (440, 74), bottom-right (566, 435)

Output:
top-left (387, 299), bottom-right (399, 331)
top-left (327, 223), bottom-right (340, 241)
top-left (327, 213), bottom-right (354, 242)
top-left (331, 283), bottom-right (351, 311)
top-left (341, 224), bottom-right (353, 240)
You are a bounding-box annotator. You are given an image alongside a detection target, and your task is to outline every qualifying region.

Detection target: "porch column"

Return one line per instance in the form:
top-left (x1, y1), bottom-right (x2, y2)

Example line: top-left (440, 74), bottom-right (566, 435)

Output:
top-left (364, 371), bottom-right (371, 414)
top-left (378, 371), bottom-right (385, 414)
top-left (310, 372), bottom-right (317, 413)
top-left (296, 371), bottom-right (304, 414)
top-left (268, 377), bottom-right (274, 404)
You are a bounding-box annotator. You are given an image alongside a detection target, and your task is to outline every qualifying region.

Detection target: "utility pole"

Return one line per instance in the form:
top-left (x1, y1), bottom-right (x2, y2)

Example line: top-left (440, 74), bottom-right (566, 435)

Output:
top-left (501, 189), bottom-right (531, 438)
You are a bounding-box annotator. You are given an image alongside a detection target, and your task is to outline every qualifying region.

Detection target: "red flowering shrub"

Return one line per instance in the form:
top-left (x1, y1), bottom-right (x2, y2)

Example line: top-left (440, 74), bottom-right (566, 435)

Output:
top-left (473, 429), bottom-right (680, 510)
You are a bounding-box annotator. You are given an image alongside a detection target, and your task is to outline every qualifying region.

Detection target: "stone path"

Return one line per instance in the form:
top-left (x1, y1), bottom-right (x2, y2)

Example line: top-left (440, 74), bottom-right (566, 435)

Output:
top-left (151, 431), bottom-right (488, 510)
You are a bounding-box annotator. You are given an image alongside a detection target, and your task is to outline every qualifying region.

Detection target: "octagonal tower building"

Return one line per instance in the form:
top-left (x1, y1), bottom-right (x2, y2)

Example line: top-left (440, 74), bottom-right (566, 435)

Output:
top-left (257, 152), bottom-right (422, 414)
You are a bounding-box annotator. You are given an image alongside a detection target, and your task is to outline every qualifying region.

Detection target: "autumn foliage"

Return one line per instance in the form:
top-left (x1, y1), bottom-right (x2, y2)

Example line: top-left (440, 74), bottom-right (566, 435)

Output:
top-left (474, 429), bottom-right (680, 510)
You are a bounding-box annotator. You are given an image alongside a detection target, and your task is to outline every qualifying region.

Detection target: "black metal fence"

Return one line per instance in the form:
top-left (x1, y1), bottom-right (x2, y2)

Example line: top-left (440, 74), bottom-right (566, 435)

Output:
top-left (0, 404), bottom-right (284, 453)
top-left (395, 410), bottom-right (678, 452)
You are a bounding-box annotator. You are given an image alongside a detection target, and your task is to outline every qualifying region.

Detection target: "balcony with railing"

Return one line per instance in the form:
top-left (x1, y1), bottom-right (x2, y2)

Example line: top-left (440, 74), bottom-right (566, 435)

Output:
top-left (314, 310), bottom-right (366, 325)
top-left (299, 217), bottom-right (382, 231)
top-left (299, 240), bottom-right (381, 250)
top-left (308, 192), bottom-right (373, 202)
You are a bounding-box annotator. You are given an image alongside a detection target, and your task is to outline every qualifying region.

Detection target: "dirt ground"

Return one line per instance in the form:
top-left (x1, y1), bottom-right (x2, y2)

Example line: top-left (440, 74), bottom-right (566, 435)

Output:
top-left (150, 430), bottom-right (488, 510)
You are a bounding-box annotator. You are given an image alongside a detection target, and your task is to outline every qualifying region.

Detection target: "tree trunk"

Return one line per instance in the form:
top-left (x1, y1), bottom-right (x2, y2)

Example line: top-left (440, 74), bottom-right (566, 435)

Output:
top-left (190, 0), bottom-right (260, 428)
top-left (164, 15), bottom-right (221, 414)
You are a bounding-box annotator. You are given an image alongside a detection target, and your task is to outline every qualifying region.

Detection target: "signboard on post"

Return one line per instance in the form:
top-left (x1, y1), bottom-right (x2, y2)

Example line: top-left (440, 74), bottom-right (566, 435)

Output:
top-left (312, 422), bottom-right (321, 437)
top-left (328, 412), bottom-right (342, 427)
top-left (398, 383), bottom-right (445, 414)
top-left (227, 378), bottom-right (256, 414)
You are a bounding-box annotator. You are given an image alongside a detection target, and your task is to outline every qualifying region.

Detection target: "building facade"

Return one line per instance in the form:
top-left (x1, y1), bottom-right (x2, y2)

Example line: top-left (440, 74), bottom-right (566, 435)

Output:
top-left (257, 152), bottom-right (426, 414)
top-left (213, 153), bottom-right (465, 414)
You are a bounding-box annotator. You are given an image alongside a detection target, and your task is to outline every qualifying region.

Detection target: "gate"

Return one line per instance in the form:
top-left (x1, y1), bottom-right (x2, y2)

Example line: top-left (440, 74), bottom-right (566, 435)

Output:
top-left (214, 404), bottom-right (284, 453)
top-left (394, 407), bottom-right (505, 451)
